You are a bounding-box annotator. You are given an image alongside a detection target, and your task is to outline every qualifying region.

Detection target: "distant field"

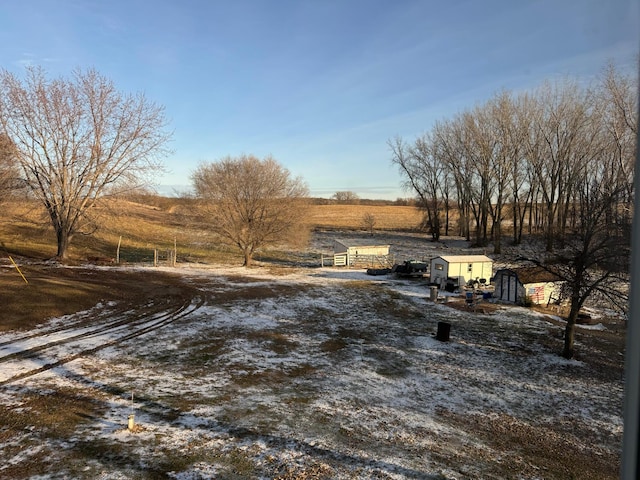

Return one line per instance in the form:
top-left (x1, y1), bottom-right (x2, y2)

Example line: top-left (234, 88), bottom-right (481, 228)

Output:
top-left (307, 204), bottom-right (422, 231)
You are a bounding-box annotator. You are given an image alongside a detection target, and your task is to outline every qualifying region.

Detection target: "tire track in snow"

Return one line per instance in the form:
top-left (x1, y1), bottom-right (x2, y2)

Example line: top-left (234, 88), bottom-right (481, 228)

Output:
top-left (0, 303), bottom-right (130, 349)
top-left (0, 303), bottom-right (156, 357)
top-left (0, 295), bottom-right (205, 386)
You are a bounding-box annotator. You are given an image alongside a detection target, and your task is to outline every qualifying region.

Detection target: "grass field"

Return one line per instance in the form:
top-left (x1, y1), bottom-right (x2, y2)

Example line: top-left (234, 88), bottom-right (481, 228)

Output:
top-left (307, 204), bottom-right (423, 231)
top-left (0, 197), bottom-right (425, 264)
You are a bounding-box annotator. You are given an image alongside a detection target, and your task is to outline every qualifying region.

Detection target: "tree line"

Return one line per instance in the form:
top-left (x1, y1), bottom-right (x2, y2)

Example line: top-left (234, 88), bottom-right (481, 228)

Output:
top-left (391, 61), bottom-right (637, 358)
top-left (390, 63), bottom-right (637, 255)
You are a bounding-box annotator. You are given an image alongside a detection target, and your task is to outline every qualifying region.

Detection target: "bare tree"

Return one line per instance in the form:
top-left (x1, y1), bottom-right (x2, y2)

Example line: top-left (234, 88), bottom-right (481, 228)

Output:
top-left (484, 91), bottom-right (521, 253)
top-left (0, 67), bottom-right (170, 260)
top-left (389, 134), bottom-right (450, 241)
top-left (435, 116), bottom-right (475, 241)
top-left (435, 109), bottom-right (499, 248)
top-left (530, 160), bottom-right (630, 358)
top-left (191, 155), bottom-right (310, 267)
top-left (462, 110), bottom-right (493, 247)
top-left (362, 212), bottom-right (376, 235)
top-left (597, 62), bottom-right (637, 222)
top-left (332, 191), bottom-right (360, 204)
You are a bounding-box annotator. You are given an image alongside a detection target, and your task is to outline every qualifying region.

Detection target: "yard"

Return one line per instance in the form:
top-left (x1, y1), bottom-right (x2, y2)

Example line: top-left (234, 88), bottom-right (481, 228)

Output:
top-left (0, 231), bottom-right (626, 479)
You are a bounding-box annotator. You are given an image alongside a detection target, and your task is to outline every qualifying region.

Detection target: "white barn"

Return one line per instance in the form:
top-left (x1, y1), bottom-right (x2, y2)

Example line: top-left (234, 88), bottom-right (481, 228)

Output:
top-left (429, 255), bottom-right (493, 288)
top-left (493, 266), bottom-right (563, 305)
top-left (332, 239), bottom-right (391, 268)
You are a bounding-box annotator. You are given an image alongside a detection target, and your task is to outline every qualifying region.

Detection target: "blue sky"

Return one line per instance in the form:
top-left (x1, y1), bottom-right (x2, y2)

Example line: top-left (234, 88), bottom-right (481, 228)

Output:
top-left (0, 1), bottom-right (638, 199)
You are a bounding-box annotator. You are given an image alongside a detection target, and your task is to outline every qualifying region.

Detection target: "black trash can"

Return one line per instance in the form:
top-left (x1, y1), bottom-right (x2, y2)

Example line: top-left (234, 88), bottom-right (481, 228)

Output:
top-left (436, 321), bottom-right (451, 342)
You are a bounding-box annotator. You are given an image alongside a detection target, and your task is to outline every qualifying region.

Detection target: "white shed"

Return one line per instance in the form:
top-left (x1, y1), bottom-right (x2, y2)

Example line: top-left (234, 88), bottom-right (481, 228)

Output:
top-left (493, 266), bottom-right (563, 305)
top-left (429, 255), bottom-right (493, 288)
top-left (332, 239), bottom-right (391, 267)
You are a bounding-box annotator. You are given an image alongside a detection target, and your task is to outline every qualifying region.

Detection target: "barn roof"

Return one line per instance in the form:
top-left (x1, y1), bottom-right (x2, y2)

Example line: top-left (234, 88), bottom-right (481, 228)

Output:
top-left (433, 255), bottom-right (493, 263)
top-left (497, 266), bottom-right (562, 284)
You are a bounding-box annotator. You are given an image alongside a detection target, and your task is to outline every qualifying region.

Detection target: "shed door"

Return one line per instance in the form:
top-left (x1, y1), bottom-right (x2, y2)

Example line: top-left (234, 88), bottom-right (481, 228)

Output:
top-left (499, 275), bottom-right (507, 301)
top-left (500, 273), bottom-right (517, 302)
top-left (508, 275), bottom-right (517, 302)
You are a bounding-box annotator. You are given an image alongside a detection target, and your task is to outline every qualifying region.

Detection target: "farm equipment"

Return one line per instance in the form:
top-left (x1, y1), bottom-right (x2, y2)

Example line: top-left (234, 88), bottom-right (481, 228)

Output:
top-left (392, 260), bottom-right (428, 278)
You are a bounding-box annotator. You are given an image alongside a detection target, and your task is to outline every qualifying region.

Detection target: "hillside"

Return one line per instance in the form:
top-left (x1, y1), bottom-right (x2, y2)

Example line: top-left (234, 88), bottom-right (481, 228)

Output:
top-left (0, 197), bottom-right (425, 327)
top-left (0, 196), bottom-right (424, 263)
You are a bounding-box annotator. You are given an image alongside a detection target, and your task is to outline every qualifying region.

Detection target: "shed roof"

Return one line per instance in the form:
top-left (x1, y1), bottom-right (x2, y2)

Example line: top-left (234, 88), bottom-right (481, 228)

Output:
top-left (497, 266), bottom-right (562, 284)
top-left (335, 239), bottom-right (390, 248)
top-left (433, 255), bottom-right (493, 263)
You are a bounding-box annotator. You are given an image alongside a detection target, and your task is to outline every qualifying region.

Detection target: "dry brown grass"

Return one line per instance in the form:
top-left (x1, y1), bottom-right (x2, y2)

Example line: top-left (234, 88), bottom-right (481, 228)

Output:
top-left (0, 197), bottom-right (424, 262)
top-left (0, 267), bottom-right (107, 331)
top-left (306, 204), bottom-right (422, 231)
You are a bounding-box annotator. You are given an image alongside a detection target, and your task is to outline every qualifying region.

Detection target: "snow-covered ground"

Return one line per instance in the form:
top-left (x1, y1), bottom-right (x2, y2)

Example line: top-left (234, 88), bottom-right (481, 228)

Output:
top-left (0, 232), bottom-right (626, 479)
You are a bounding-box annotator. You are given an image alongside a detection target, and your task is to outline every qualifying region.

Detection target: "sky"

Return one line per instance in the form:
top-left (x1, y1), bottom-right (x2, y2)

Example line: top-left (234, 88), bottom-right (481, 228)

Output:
top-left (0, 0), bottom-right (638, 199)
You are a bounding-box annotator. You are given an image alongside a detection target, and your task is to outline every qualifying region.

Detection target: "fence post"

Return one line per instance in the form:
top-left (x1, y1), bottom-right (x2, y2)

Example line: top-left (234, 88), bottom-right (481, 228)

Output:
top-left (154, 249), bottom-right (157, 267)
top-left (116, 236), bottom-right (122, 264)
top-left (173, 237), bottom-right (177, 266)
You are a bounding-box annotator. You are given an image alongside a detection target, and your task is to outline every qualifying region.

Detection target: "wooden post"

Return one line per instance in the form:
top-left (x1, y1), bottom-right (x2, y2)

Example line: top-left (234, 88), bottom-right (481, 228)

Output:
top-left (128, 414), bottom-right (135, 431)
top-left (154, 249), bottom-right (157, 267)
top-left (116, 236), bottom-right (122, 264)
top-left (173, 237), bottom-right (177, 266)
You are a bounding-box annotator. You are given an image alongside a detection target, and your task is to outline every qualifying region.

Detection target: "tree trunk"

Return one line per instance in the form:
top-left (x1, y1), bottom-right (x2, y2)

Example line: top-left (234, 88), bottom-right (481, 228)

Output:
top-left (55, 228), bottom-right (71, 261)
top-left (432, 207), bottom-right (441, 241)
top-left (424, 207), bottom-right (437, 241)
top-left (563, 301), bottom-right (580, 359)
top-left (512, 199), bottom-right (519, 245)
top-left (493, 223), bottom-right (502, 254)
top-left (493, 201), bottom-right (502, 254)
top-left (445, 198), bottom-right (450, 236)
top-left (546, 208), bottom-right (555, 252)
top-left (243, 250), bottom-right (252, 267)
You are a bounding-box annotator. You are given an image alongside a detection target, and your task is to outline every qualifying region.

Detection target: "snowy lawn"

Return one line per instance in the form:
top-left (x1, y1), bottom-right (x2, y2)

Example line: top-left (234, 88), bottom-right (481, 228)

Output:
top-left (0, 263), bottom-right (624, 479)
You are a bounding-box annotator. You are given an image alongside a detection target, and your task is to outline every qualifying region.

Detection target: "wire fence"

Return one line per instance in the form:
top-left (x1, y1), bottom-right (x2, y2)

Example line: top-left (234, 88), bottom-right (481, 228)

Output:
top-left (116, 247), bottom-right (177, 267)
